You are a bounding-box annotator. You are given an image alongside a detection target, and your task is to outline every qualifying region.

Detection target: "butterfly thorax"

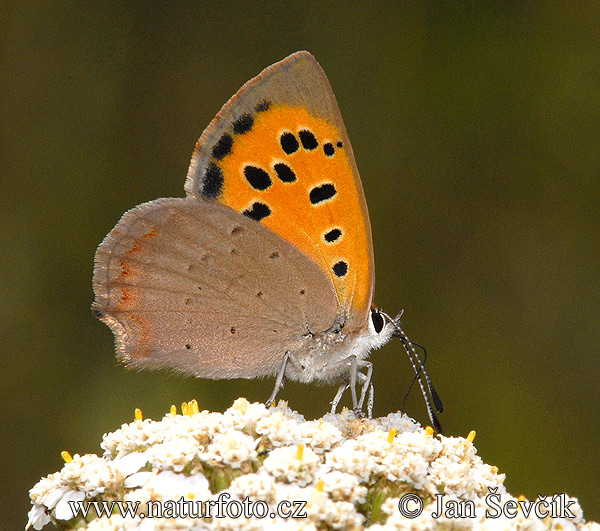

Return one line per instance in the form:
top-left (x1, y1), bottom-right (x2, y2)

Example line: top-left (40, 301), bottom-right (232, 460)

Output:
top-left (285, 314), bottom-right (395, 385)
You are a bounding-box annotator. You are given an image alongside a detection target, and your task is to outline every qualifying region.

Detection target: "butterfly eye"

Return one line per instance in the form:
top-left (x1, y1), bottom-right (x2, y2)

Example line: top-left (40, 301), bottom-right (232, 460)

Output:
top-left (371, 308), bottom-right (384, 333)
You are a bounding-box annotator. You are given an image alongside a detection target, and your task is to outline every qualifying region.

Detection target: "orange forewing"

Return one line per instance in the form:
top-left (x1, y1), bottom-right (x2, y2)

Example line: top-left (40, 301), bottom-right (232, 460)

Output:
top-left (214, 104), bottom-right (371, 324)
top-left (185, 52), bottom-right (375, 330)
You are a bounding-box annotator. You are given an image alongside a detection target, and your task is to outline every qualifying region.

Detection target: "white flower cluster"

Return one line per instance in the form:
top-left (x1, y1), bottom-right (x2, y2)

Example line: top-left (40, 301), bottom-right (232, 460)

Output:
top-left (27, 398), bottom-right (598, 531)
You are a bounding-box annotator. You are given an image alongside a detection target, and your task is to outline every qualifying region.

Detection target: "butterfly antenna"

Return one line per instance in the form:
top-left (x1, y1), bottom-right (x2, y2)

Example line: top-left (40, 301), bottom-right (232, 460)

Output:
top-left (381, 311), bottom-right (443, 433)
top-left (399, 338), bottom-right (444, 414)
top-left (400, 340), bottom-right (425, 410)
top-left (387, 311), bottom-right (442, 413)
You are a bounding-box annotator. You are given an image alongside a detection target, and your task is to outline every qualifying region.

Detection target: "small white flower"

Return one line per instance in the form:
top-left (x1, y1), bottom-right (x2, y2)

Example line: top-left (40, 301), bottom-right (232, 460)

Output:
top-left (101, 418), bottom-right (163, 458)
top-left (229, 470), bottom-right (277, 503)
top-left (26, 503), bottom-right (51, 530)
top-left (255, 411), bottom-right (303, 447)
top-left (28, 473), bottom-right (61, 505)
top-left (148, 435), bottom-right (200, 472)
top-left (54, 489), bottom-right (85, 521)
top-left (299, 419), bottom-right (343, 453)
top-left (380, 448), bottom-right (429, 487)
top-left (318, 471), bottom-right (367, 503)
top-left (376, 411), bottom-right (421, 433)
top-left (57, 453), bottom-right (119, 497)
top-left (203, 429), bottom-right (258, 468)
top-left (144, 470), bottom-right (210, 499)
top-left (124, 470), bottom-right (153, 488)
top-left (561, 496), bottom-right (584, 523)
top-left (113, 450), bottom-right (150, 477)
top-left (185, 410), bottom-right (231, 441)
top-left (262, 445), bottom-right (321, 486)
top-left (223, 397), bottom-right (269, 432)
top-left (325, 440), bottom-right (373, 483)
top-left (38, 485), bottom-right (69, 509)
top-left (551, 519), bottom-right (578, 531)
top-left (328, 500), bottom-right (365, 530)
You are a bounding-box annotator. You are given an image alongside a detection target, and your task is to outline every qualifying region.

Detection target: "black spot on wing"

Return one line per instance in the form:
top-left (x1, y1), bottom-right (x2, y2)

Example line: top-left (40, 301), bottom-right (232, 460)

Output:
top-left (255, 100), bottom-right (271, 113)
top-left (91, 305), bottom-right (105, 319)
top-left (244, 166), bottom-right (272, 190)
top-left (299, 130), bottom-right (318, 150)
top-left (212, 133), bottom-right (233, 160)
top-left (324, 228), bottom-right (342, 243)
top-left (280, 132), bottom-right (299, 155)
top-left (233, 113), bottom-right (254, 134)
top-left (273, 163), bottom-right (296, 183)
top-left (202, 163), bottom-right (224, 199)
top-left (333, 261), bottom-right (348, 277)
top-left (309, 183), bottom-right (336, 205)
top-left (243, 202), bottom-right (271, 222)
top-left (323, 142), bottom-right (335, 157)
top-left (337, 141), bottom-right (343, 148)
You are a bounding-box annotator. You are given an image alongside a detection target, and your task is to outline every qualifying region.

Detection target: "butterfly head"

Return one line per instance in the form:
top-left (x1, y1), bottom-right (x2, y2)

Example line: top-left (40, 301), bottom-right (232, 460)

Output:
top-left (362, 307), bottom-right (396, 348)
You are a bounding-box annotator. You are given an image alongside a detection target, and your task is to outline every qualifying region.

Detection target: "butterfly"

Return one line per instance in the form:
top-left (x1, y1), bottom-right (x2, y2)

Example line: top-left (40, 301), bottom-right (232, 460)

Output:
top-left (93, 51), bottom-right (442, 429)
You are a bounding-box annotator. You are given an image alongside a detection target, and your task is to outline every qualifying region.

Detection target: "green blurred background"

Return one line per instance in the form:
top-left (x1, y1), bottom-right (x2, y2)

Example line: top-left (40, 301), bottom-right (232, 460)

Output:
top-left (2, 2), bottom-right (599, 529)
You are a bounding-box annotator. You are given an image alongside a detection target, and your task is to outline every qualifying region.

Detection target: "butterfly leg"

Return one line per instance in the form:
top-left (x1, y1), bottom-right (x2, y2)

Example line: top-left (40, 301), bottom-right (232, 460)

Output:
top-left (349, 355), bottom-right (361, 415)
top-left (348, 357), bottom-right (373, 418)
top-left (356, 360), bottom-right (373, 412)
top-left (265, 351), bottom-right (290, 408)
top-left (367, 382), bottom-right (374, 419)
top-left (355, 371), bottom-right (374, 418)
top-left (330, 382), bottom-right (349, 414)
top-left (265, 351), bottom-right (304, 407)
top-left (326, 357), bottom-right (373, 416)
